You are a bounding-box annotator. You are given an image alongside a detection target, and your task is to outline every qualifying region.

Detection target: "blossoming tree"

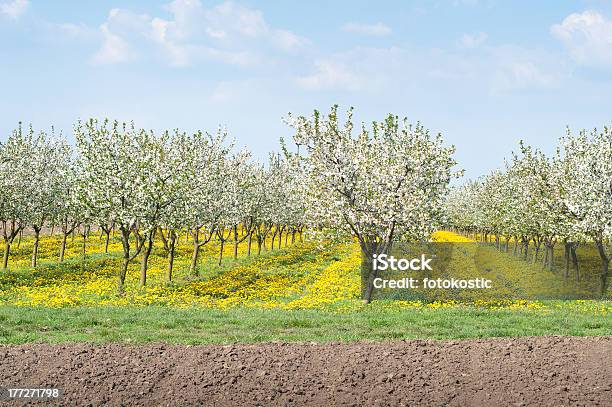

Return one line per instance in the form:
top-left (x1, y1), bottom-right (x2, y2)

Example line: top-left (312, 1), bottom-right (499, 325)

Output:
top-left (287, 106), bottom-right (458, 303)
top-left (183, 129), bottom-right (231, 275)
top-left (75, 119), bottom-right (152, 294)
top-left (560, 127), bottom-right (611, 294)
top-left (26, 128), bottom-right (72, 267)
top-left (0, 123), bottom-right (38, 269)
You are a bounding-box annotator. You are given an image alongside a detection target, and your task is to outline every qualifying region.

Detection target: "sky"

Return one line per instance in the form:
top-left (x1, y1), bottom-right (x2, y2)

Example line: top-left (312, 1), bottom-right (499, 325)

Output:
top-left (1, 0), bottom-right (611, 179)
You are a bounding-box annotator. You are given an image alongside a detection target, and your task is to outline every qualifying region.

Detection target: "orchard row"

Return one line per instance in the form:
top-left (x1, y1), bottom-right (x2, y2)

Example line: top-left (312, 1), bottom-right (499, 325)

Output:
top-left (0, 119), bottom-right (307, 292)
top-left (3, 106), bottom-right (607, 300)
top-left (444, 127), bottom-right (611, 295)
top-left (1, 106), bottom-right (457, 300)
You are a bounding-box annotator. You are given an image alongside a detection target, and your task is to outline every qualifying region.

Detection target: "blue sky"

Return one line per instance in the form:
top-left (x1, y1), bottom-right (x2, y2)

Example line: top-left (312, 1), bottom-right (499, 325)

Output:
top-left (1, 0), bottom-right (611, 179)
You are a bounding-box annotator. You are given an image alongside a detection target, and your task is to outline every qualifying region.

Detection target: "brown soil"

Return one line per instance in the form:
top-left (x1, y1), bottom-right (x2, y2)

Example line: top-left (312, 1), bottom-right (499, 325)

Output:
top-left (0, 336), bottom-right (610, 406)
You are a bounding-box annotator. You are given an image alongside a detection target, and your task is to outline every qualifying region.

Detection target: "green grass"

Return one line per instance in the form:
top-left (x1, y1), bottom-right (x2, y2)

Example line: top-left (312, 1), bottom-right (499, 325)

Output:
top-left (0, 304), bottom-right (609, 345)
top-left (1, 232), bottom-right (609, 345)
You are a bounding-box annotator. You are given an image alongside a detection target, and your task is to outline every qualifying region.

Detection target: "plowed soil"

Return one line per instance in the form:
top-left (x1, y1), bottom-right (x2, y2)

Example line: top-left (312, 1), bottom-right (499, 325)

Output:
top-left (0, 336), bottom-right (610, 406)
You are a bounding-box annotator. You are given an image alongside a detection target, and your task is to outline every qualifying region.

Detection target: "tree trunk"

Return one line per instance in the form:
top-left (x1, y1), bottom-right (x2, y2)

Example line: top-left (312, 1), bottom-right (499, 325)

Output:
top-left (190, 242), bottom-right (200, 276)
top-left (218, 240), bottom-right (224, 266)
top-left (564, 241), bottom-right (570, 280)
top-left (104, 230), bottom-right (111, 253)
top-left (595, 240), bottom-right (609, 296)
top-left (60, 233), bottom-right (68, 262)
top-left (247, 232), bottom-right (252, 256)
top-left (532, 240), bottom-right (540, 264)
top-left (119, 256), bottom-right (129, 295)
top-left (118, 227), bottom-right (132, 295)
top-left (139, 230), bottom-right (155, 288)
top-left (571, 245), bottom-right (579, 281)
top-left (31, 228), bottom-right (41, 267)
top-left (2, 241), bottom-right (10, 270)
top-left (257, 236), bottom-right (262, 255)
top-left (270, 231), bottom-right (277, 250)
top-left (158, 227), bottom-right (169, 252)
top-left (233, 226), bottom-right (239, 260)
top-left (361, 253), bottom-right (377, 304)
top-left (548, 244), bottom-right (554, 272)
top-left (167, 231), bottom-right (176, 282)
top-left (361, 243), bottom-right (387, 304)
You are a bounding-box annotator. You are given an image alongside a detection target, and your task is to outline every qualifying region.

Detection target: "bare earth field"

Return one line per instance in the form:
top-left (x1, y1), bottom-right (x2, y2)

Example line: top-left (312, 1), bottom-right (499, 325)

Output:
top-left (0, 336), bottom-right (610, 406)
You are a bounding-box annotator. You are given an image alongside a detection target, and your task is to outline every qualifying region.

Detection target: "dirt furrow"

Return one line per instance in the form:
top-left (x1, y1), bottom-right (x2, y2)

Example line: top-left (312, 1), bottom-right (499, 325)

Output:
top-left (0, 336), bottom-right (610, 406)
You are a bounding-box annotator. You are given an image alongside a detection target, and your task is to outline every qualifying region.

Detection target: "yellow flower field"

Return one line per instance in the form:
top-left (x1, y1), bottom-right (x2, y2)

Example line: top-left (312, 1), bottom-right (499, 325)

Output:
top-left (0, 230), bottom-right (608, 315)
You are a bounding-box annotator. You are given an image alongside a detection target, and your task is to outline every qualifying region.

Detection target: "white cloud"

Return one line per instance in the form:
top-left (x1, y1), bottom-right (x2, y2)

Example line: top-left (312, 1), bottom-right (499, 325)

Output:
top-left (342, 22), bottom-right (391, 37)
top-left (272, 29), bottom-right (309, 52)
top-left (150, 20), bottom-right (181, 65)
top-left (296, 47), bottom-right (406, 92)
top-left (92, 15), bottom-right (134, 64)
top-left (91, 8), bottom-right (154, 64)
top-left (297, 60), bottom-right (365, 91)
top-left (494, 61), bottom-right (557, 90)
top-left (459, 32), bottom-right (488, 48)
top-left (297, 43), bottom-right (566, 94)
top-left (201, 1), bottom-right (308, 49)
top-left (0, 0), bottom-right (28, 19)
top-left (205, 1), bottom-right (267, 38)
top-left (488, 45), bottom-right (567, 92)
top-left (91, 0), bottom-right (308, 66)
top-left (551, 10), bottom-right (612, 67)
top-left (429, 44), bottom-right (566, 92)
